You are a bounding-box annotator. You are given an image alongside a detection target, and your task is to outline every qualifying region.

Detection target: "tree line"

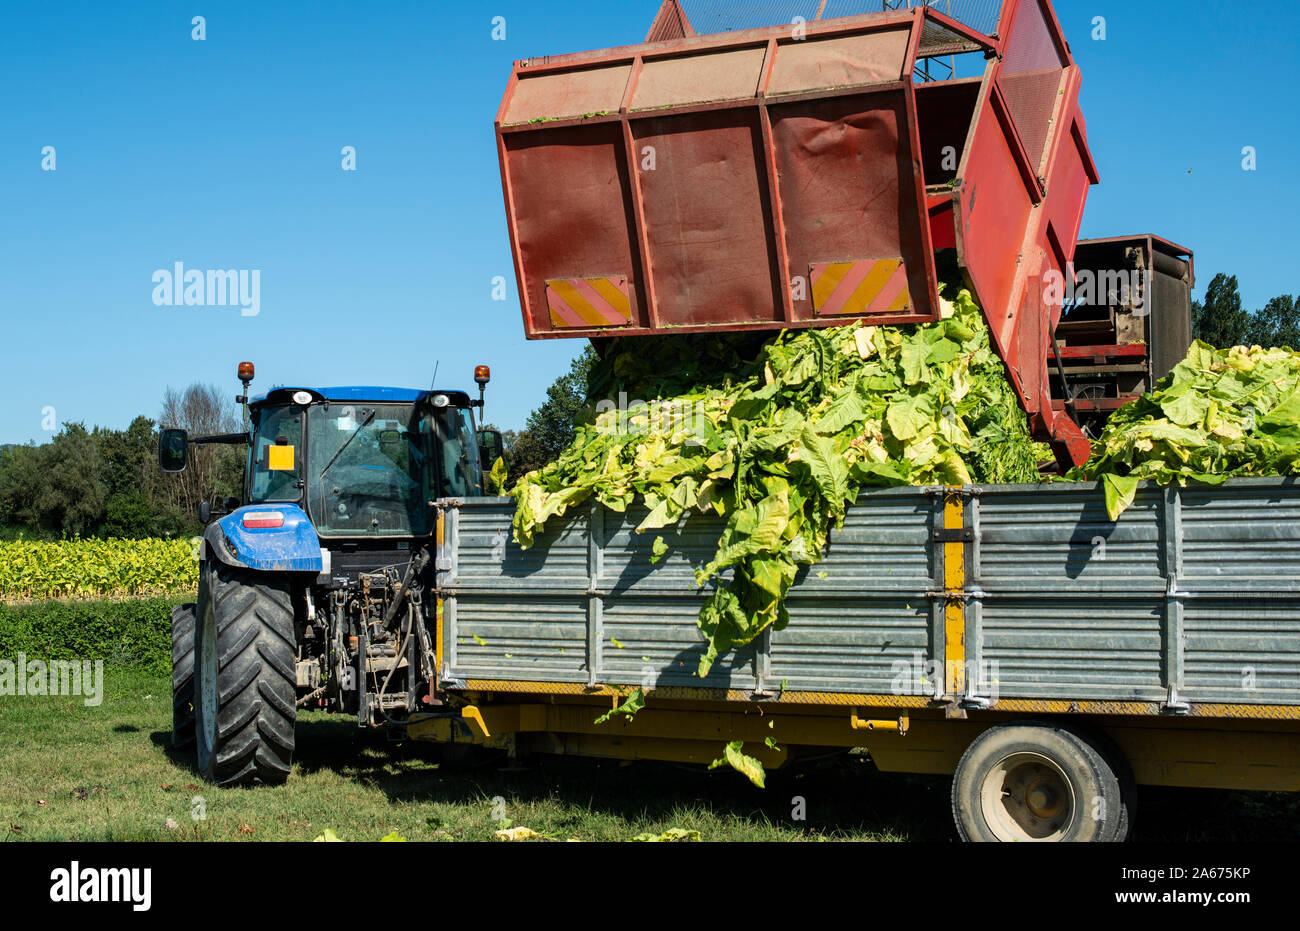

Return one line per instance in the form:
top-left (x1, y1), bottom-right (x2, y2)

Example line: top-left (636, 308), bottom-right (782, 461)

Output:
top-left (1193, 275), bottom-right (1298, 349)
top-left (0, 384), bottom-right (244, 540)
top-left (495, 345), bottom-right (598, 487)
top-left (2, 277), bottom-right (1293, 541)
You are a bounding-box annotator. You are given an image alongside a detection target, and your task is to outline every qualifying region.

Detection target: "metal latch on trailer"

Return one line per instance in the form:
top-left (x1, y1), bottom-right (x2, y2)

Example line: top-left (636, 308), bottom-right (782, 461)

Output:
top-left (850, 709), bottom-right (910, 735)
top-left (932, 528), bottom-right (974, 543)
top-left (1162, 687), bottom-right (1191, 715)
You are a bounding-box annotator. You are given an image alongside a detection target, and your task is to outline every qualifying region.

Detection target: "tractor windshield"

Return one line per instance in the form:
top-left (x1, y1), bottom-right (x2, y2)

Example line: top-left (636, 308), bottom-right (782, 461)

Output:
top-left (247, 398), bottom-right (484, 538)
top-left (306, 403), bottom-right (430, 537)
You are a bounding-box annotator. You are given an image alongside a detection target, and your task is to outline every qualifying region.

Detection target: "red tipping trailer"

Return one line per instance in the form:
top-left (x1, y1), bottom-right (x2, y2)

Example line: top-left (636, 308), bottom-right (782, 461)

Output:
top-left (496, 0), bottom-right (1107, 466)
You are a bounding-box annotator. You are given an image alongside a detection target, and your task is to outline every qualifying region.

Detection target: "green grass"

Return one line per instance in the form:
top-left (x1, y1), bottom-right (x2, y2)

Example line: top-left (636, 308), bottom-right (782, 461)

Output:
top-left (1, 669), bottom-right (1296, 842)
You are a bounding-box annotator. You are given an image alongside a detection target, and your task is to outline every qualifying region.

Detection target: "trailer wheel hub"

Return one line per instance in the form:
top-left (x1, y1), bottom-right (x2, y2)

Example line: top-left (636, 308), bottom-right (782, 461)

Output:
top-left (982, 752), bottom-right (1074, 841)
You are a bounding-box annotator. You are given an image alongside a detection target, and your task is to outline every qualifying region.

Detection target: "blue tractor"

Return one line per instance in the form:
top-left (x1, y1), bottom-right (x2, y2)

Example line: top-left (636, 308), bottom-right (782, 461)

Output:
top-left (159, 362), bottom-right (502, 786)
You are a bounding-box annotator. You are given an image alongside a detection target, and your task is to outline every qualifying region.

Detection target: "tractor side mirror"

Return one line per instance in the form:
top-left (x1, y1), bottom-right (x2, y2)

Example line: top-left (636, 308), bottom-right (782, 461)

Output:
top-left (197, 500), bottom-right (212, 524)
top-left (477, 429), bottom-right (504, 471)
top-left (159, 428), bottom-right (189, 473)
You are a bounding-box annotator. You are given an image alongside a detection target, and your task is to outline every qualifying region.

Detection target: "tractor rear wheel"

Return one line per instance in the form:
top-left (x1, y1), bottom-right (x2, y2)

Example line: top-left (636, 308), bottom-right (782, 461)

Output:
top-left (194, 561), bottom-right (297, 786)
top-left (170, 603), bottom-right (197, 751)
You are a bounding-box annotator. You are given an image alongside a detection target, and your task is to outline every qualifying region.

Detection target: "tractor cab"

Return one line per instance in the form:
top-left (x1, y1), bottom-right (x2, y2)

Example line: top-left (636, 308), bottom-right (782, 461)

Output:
top-left (245, 386), bottom-right (481, 539)
top-left (160, 363), bottom-right (501, 539)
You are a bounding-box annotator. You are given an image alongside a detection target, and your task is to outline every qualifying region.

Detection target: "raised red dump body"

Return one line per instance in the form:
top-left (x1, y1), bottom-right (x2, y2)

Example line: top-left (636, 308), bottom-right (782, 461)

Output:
top-left (496, 0), bottom-right (1100, 466)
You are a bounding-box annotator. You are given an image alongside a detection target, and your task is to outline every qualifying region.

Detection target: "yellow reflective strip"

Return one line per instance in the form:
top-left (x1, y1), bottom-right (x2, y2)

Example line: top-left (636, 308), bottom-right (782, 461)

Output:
top-left (812, 263), bottom-right (852, 309)
top-left (549, 279), bottom-right (606, 327)
top-left (434, 511), bottom-right (445, 668)
top-left (887, 280), bottom-right (912, 313)
top-left (455, 679), bottom-right (932, 707)
top-left (838, 259), bottom-right (899, 316)
top-left (943, 490), bottom-right (965, 695)
top-left (588, 277), bottom-right (632, 321)
top-left (450, 679), bottom-right (1300, 720)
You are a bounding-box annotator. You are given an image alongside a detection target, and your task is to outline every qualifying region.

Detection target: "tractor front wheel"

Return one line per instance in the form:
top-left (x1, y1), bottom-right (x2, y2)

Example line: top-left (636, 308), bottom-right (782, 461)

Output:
top-left (194, 561), bottom-right (297, 786)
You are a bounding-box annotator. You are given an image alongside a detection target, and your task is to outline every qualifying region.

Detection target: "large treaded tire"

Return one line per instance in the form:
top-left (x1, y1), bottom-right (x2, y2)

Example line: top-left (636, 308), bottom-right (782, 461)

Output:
top-left (171, 603), bottom-right (197, 751)
top-left (951, 720), bottom-right (1124, 843)
top-left (194, 561), bottom-right (297, 787)
top-left (1067, 723), bottom-right (1137, 842)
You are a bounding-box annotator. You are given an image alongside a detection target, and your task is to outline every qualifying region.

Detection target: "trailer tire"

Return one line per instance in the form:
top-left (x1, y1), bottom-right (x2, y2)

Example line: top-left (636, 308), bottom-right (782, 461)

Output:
top-left (171, 603), bottom-right (197, 751)
top-left (951, 721), bottom-right (1123, 842)
top-left (1067, 724), bottom-right (1137, 842)
top-left (194, 561), bottom-right (297, 787)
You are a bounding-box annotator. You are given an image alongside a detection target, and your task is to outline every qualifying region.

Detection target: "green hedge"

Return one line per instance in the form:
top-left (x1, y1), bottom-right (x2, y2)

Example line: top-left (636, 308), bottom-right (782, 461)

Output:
top-left (0, 596), bottom-right (188, 674)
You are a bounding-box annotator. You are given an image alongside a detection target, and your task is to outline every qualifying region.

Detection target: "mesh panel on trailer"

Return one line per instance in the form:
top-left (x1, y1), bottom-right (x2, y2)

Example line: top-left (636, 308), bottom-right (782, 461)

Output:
top-left (675, 0), bottom-right (1006, 36)
top-left (998, 0), bottom-right (1066, 172)
top-left (915, 16), bottom-right (984, 55)
top-left (674, 0), bottom-right (820, 33)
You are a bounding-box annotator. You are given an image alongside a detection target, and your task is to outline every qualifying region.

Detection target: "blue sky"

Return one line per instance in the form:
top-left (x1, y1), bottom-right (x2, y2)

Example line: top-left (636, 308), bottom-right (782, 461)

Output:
top-left (2, 1), bottom-right (1296, 445)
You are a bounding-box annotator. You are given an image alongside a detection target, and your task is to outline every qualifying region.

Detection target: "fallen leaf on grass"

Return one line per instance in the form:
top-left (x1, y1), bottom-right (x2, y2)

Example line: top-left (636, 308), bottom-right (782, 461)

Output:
top-left (37, 800), bottom-right (47, 807)
top-left (314, 829), bottom-right (343, 842)
top-left (238, 824), bottom-right (255, 835)
top-left (164, 818), bottom-right (179, 830)
top-left (494, 826), bottom-right (549, 841)
top-left (629, 828), bottom-right (701, 842)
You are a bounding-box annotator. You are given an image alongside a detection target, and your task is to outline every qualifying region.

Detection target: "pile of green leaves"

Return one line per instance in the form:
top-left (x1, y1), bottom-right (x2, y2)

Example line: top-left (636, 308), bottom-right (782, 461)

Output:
top-left (510, 289), bottom-right (1047, 676)
top-left (1073, 341), bottom-right (1300, 518)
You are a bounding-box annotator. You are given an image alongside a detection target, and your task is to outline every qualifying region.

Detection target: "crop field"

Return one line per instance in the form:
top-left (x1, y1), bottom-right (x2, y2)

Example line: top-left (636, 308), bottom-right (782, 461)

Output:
top-left (1, 666), bottom-right (1297, 843)
top-left (0, 538), bottom-right (197, 601)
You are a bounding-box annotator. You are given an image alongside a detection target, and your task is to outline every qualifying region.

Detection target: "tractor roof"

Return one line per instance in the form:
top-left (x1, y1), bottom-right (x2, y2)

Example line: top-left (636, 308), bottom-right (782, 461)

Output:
top-left (251, 386), bottom-right (473, 407)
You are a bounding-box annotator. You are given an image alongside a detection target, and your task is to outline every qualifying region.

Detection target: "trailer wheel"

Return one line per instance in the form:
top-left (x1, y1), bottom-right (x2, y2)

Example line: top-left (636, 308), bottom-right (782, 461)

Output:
top-left (1069, 724), bottom-right (1137, 842)
top-left (170, 603), bottom-right (197, 751)
top-left (951, 722), bottom-right (1123, 842)
top-left (194, 561), bottom-right (297, 787)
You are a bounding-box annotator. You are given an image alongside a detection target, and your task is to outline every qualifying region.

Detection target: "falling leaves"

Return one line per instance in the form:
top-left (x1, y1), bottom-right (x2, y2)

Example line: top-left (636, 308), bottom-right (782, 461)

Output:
top-left (708, 740), bottom-right (766, 788)
top-left (510, 288), bottom-right (1045, 676)
top-left (594, 688), bottom-right (645, 724)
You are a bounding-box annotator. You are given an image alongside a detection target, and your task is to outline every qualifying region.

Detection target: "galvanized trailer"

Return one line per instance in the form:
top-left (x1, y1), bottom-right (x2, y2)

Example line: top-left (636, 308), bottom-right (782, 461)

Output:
top-left (413, 478), bottom-right (1300, 841)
